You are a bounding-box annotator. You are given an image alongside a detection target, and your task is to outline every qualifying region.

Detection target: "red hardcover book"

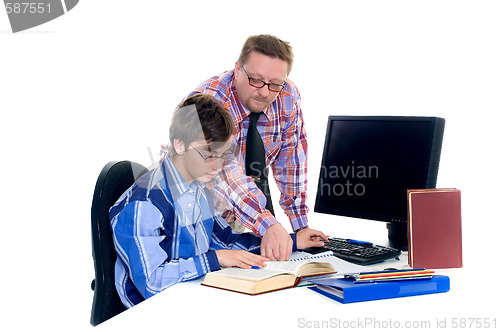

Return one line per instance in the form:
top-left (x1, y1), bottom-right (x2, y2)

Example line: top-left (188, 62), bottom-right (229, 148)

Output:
top-left (407, 188), bottom-right (462, 268)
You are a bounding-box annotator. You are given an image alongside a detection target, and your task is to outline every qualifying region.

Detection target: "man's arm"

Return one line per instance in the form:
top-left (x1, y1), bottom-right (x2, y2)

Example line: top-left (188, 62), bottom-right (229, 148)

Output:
top-left (207, 155), bottom-right (297, 260)
top-left (271, 87), bottom-right (309, 231)
top-left (208, 153), bottom-right (280, 236)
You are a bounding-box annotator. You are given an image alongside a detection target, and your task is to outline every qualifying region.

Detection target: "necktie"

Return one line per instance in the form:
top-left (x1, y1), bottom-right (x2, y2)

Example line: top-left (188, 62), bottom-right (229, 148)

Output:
top-left (245, 112), bottom-right (275, 215)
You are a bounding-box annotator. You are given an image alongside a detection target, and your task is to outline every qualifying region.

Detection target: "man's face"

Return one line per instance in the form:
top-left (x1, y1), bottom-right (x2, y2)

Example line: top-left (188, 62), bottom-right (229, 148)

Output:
top-left (234, 51), bottom-right (288, 113)
top-left (174, 138), bottom-right (233, 184)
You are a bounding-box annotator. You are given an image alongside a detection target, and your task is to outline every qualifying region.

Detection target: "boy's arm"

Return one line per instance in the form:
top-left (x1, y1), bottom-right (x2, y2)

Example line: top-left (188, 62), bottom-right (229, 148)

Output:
top-left (111, 201), bottom-right (220, 300)
top-left (210, 213), bottom-right (298, 253)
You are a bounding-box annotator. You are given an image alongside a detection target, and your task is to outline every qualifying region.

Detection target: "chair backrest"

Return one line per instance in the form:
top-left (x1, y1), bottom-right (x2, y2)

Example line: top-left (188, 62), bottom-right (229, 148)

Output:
top-left (90, 161), bottom-right (148, 326)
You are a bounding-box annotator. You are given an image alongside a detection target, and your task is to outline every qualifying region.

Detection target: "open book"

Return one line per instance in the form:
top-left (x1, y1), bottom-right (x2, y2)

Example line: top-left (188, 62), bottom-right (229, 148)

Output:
top-left (201, 259), bottom-right (336, 295)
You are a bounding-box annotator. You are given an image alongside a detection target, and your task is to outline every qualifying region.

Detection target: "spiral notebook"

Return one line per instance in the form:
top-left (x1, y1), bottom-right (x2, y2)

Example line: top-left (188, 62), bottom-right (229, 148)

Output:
top-left (289, 251), bottom-right (370, 278)
top-left (290, 251), bottom-right (336, 262)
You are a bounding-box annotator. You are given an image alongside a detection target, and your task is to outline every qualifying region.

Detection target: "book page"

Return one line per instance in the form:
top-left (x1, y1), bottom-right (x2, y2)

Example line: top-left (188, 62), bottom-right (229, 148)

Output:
top-left (212, 266), bottom-right (293, 281)
top-left (209, 260), bottom-right (318, 282)
top-left (263, 260), bottom-right (308, 275)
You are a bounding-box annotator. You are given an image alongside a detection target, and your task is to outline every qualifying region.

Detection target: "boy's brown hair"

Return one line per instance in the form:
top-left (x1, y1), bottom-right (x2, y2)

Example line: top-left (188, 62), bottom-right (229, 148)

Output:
top-left (169, 94), bottom-right (235, 154)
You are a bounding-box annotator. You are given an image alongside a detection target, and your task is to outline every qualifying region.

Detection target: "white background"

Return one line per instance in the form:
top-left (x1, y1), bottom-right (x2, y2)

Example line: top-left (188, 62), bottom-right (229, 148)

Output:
top-left (1, 1), bottom-right (499, 331)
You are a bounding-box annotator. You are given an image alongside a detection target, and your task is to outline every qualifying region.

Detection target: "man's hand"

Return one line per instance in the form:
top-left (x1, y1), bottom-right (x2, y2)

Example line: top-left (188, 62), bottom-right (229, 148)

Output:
top-left (296, 227), bottom-right (329, 250)
top-left (215, 250), bottom-right (269, 269)
top-left (260, 224), bottom-right (293, 261)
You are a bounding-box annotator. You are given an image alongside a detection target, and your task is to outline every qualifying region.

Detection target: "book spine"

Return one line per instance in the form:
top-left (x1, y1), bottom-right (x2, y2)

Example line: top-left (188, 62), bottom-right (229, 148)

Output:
top-left (407, 191), bottom-right (415, 266)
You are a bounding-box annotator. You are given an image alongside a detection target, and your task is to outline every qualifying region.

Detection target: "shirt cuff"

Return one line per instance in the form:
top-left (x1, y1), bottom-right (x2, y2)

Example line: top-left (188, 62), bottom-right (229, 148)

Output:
top-left (289, 214), bottom-right (309, 232)
top-left (252, 211), bottom-right (280, 237)
top-left (203, 250), bottom-right (221, 272)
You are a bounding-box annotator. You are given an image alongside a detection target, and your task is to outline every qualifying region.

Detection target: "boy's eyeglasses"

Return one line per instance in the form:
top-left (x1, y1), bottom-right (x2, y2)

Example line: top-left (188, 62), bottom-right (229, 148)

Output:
top-left (190, 144), bottom-right (233, 162)
top-left (240, 66), bottom-right (285, 93)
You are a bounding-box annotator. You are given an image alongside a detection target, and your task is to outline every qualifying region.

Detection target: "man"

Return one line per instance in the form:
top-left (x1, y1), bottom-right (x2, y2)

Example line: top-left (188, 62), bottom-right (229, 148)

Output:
top-left (111, 94), bottom-right (326, 307)
top-left (162, 35), bottom-right (327, 261)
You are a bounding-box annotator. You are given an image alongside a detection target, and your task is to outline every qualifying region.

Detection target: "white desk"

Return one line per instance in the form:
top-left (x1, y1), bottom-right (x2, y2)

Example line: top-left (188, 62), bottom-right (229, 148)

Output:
top-left (100, 214), bottom-right (498, 332)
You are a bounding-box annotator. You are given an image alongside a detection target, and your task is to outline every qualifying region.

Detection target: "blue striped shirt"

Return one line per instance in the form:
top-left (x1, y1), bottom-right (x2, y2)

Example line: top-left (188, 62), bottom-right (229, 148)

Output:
top-left (109, 155), bottom-right (278, 308)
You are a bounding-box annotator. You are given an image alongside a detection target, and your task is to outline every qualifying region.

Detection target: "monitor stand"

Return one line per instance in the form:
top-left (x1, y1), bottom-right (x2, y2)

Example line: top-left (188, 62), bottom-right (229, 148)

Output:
top-left (387, 222), bottom-right (408, 251)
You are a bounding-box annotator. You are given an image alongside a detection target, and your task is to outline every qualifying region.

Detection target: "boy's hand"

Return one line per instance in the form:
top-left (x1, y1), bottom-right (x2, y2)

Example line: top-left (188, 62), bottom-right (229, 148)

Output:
top-left (296, 227), bottom-right (329, 250)
top-left (215, 250), bottom-right (269, 269)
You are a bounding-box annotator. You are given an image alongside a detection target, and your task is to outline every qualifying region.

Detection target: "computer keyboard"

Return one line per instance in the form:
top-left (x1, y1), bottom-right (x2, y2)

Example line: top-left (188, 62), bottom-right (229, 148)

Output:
top-left (301, 237), bottom-right (401, 265)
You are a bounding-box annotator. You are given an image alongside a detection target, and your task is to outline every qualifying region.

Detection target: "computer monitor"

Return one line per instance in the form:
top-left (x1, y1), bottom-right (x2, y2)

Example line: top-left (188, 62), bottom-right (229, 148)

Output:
top-left (314, 116), bottom-right (445, 250)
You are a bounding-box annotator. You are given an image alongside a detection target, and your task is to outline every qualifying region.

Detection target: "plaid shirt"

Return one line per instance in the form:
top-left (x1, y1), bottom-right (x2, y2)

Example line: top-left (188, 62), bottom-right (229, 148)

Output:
top-left (163, 70), bottom-right (309, 235)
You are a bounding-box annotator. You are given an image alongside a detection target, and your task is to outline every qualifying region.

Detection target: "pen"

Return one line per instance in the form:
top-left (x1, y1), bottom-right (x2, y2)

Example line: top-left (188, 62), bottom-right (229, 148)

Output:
top-left (347, 239), bottom-right (372, 245)
top-left (358, 268), bottom-right (426, 276)
top-left (344, 269), bottom-right (433, 280)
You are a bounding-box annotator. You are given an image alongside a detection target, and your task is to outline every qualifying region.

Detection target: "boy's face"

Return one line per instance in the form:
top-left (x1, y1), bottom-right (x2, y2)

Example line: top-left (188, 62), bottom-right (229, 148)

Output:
top-left (173, 138), bottom-right (233, 184)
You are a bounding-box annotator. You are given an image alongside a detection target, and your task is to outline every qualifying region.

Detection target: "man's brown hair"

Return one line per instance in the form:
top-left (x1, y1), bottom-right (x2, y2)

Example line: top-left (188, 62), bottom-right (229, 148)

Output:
top-left (238, 34), bottom-right (294, 75)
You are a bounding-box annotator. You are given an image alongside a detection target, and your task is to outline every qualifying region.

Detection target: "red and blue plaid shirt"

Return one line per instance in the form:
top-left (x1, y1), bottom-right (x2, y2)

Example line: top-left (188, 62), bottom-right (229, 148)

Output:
top-left (163, 70), bottom-right (309, 235)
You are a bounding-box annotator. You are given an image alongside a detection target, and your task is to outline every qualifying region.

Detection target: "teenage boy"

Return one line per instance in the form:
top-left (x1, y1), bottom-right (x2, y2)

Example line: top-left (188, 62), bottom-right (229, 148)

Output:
top-left (110, 94), bottom-right (325, 308)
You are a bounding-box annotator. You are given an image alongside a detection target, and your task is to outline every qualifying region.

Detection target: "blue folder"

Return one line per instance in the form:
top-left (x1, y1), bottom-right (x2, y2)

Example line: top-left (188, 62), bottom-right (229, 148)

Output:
top-left (309, 275), bottom-right (450, 303)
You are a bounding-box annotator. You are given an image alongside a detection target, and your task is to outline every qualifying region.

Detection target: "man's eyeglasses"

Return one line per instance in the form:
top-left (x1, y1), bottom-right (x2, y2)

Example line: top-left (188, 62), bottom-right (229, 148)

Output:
top-left (240, 66), bottom-right (285, 93)
top-left (190, 144), bottom-right (233, 162)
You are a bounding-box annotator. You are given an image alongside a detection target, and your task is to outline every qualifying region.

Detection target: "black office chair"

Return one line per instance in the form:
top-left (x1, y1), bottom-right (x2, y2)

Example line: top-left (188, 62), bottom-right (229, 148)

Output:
top-left (90, 161), bottom-right (148, 326)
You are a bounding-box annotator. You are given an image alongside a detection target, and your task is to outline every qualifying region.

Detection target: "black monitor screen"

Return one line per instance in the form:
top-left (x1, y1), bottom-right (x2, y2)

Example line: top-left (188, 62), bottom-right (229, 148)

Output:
top-left (314, 116), bottom-right (444, 223)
